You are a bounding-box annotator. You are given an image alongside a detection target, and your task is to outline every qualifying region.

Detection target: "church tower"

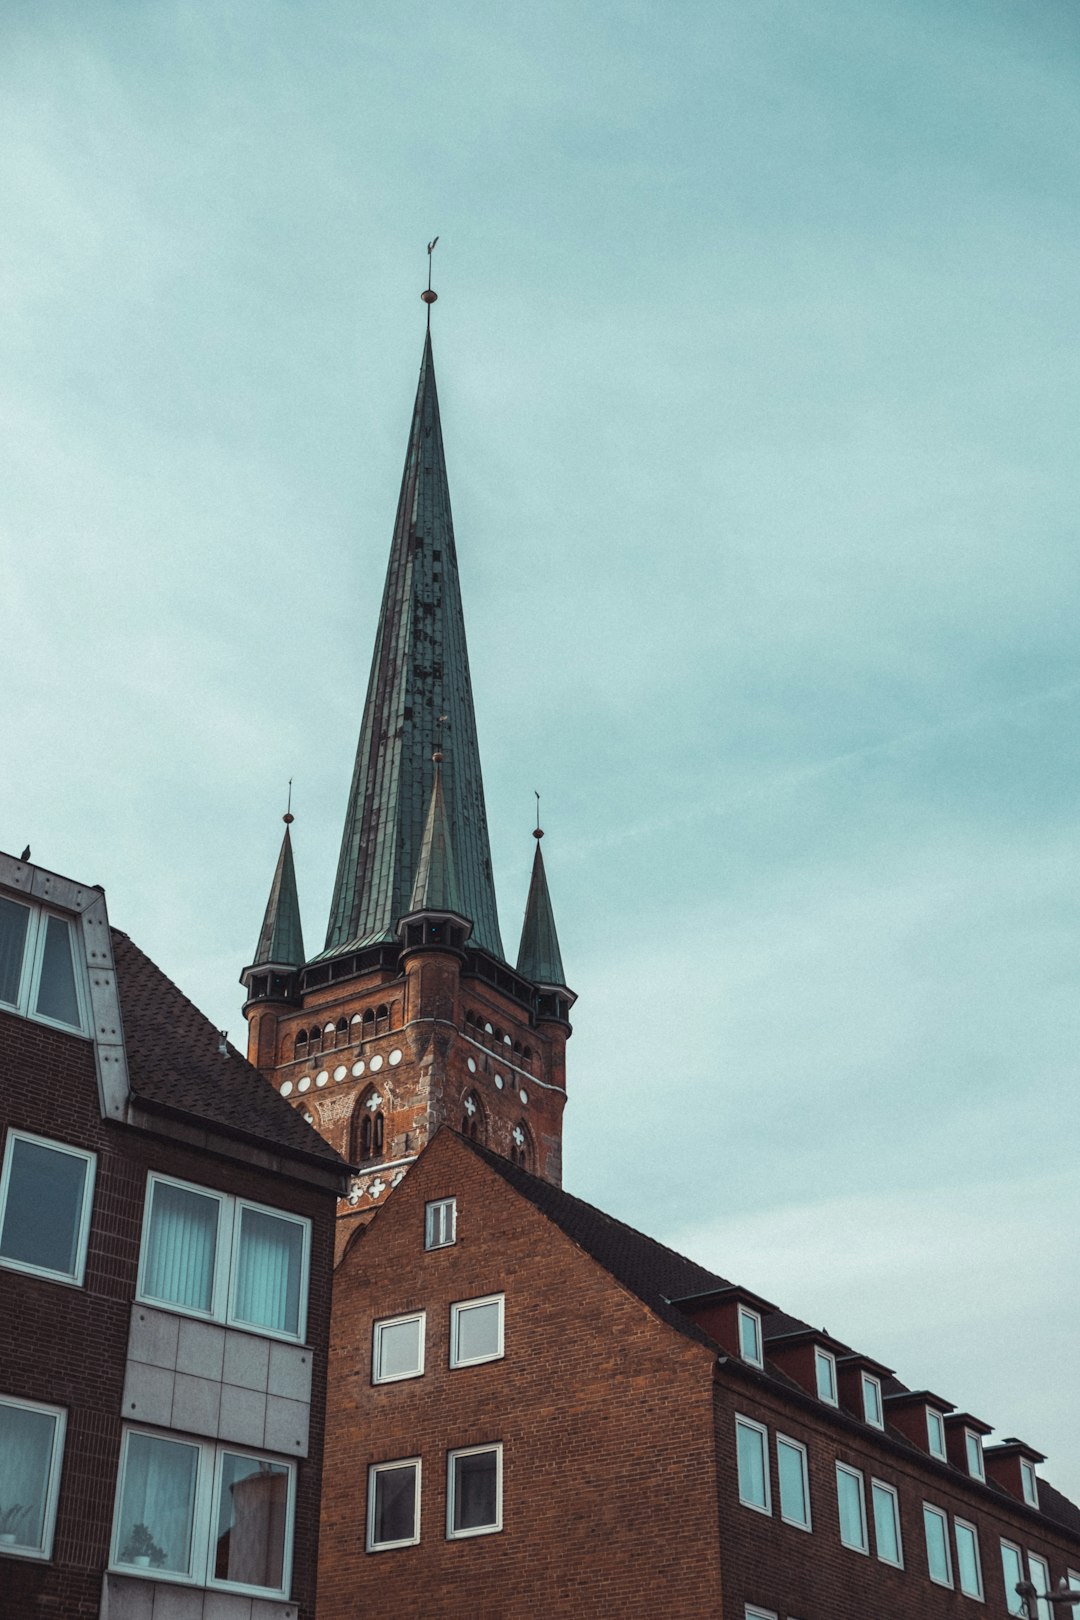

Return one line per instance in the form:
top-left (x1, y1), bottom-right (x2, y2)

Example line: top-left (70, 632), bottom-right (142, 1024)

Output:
top-left (241, 283), bottom-right (574, 1244)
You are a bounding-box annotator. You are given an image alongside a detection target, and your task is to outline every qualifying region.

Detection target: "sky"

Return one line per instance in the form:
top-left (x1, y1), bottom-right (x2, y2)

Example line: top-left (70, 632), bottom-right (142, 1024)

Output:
top-left (2, 0), bottom-right (1079, 1498)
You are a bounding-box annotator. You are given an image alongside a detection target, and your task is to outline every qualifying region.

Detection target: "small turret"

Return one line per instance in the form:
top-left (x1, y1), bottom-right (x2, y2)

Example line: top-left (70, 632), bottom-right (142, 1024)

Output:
top-left (241, 810), bottom-right (305, 1014)
top-left (516, 823), bottom-right (574, 1027)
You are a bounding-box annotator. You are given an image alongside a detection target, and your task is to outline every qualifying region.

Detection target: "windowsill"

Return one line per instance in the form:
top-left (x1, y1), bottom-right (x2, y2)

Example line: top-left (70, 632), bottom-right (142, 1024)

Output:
top-left (737, 1497), bottom-right (772, 1517)
top-left (134, 1294), bottom-right (307, 1348)
top-left (778, 1514), bottom-right (812, 1533)
top-left (0, 1542), bottom-right (50, 1561)
top-left (0, 1002), bottom-right (90, 1040)
top-left (839, 1541), bottom-right (870, 1556)
top-left (107, 1568), bottom-right (294, 1605)
top-left (0, 1255), bottom-right (85, 1289)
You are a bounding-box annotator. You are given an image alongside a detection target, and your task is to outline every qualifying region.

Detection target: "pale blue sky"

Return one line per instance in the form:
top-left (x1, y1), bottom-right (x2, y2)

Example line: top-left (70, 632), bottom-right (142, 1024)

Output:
top-left (2, 2), bottom-right (1079, 1494)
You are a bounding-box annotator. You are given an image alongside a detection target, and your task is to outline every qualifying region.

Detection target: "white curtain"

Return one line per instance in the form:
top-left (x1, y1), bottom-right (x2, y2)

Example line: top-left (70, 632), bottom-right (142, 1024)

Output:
top-left (232, 1208), bottom-right (302, 1336)
top-left (116, 1433), bottom-right (198, 1574)
top-left (142, 1183), bottom-right (218, 1313)
top-left (0, 1402), bottom-right (55, 1550)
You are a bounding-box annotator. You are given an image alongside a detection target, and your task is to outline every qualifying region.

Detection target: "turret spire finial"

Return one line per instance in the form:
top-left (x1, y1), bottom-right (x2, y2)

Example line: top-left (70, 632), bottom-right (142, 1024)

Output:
top-left (422, 237), bottom-right (439, 328)
top-left (284, 777), bottom-right (294, 825)
top-left (534, 789), bottom-right (543, 840)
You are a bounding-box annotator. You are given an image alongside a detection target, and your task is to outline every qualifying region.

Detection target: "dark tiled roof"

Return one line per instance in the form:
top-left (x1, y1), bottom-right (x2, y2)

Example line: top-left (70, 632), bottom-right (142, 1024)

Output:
top-left (1037, 1479), bottom-right (1080, 1537)
top-left (113, 931), bottom-right (344, 1171)
top-left (460, 1136), bottom-right (731, 1348)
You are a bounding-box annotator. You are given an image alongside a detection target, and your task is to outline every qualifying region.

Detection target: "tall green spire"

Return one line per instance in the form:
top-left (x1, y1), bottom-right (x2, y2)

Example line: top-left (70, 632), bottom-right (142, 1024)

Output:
top-left (252, 816), bottom-right (305, 970)
top-left (516, 830), bottom-right (567, 988)
top-left (323, 330), bottom-right (504, 959)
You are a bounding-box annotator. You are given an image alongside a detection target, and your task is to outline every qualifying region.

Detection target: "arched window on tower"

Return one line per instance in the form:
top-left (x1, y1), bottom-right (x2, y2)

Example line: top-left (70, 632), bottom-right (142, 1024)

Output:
top-left (460, 1091), bottom-right (485, 1144)
top-left (509, 1122), bottom-right (532, 1170)
top-left (335, 1017), bottom-right (349, 1047)
top-left (351, 1088), bottom-right (385, 1164)
top-left (293, 1028), bottom-right (308, 1060)
top-left (363, 1008), bottom-right (376, 1037)
top-left (375, 1003), bottom-right (389, 1034)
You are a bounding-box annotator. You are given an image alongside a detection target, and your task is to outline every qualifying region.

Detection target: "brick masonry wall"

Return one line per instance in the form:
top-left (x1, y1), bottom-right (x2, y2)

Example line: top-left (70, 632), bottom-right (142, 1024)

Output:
top-left (319, 1130), bottom-right (724, 1619)
top-left (0, 1007), bottom-right (336, 1620)
top-left (711, 1367), bottom-right (1080, 1620)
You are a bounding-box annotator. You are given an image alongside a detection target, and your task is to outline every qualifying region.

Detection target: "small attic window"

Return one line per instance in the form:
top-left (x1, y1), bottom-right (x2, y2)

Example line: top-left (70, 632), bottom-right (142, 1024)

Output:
top-left (814, 1347), bottom-right (837, 1406)
top-left (861, 1373), bottom-right (884, 1429)
top-left (964, 1429), bottom-right (985, 1482)
top-left (737, 1306), bottom-right (763, 1368)
top-left (1020, 1458), bottom-right (1039, 1508)
top-left (926, 1407), bottom-right (947, 1460)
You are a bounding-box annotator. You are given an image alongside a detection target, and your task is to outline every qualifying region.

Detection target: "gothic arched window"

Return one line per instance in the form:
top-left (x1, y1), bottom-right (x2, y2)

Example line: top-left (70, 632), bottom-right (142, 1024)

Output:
top-left (335, 1017), bottom-right (349, 1047)
top-left (351, 1088), bottom-right (385, 1164)
top-left (460, 1091), bottom-right (485, 1144)
top-left (293, 1028), bottom-right (308, 1060)
top-left (509, 1122), bottom-right (532, 1170)
top-left (375, 1003), bottom-right (389, 1034)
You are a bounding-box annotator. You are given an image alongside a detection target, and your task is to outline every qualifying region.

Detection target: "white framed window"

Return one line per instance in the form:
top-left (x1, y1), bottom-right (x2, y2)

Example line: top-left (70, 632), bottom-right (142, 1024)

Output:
top-left (735, 1417), bottom-right (771, 1515)
top-left (871, 1479), bottom-right (903, 1568)
top-left (835, 1464), bottom-right (868, 1553)
top-left (0, 895), bottom-right (87, 1034)
top-left (923, 1503), bottom-right (953, 1587)
top-left (861, 1373), bottom-right (883, 1429)
top-left (1028, 1553), bottom-right (1053, 1620)
top-left (965, 1428), bottom-right (985, 1481)
top-left (0, 1131), bottom-right (96, 1286)
top-left (372, 1312), bottom-right (425, 1383)
top-left (0, 1396), bottom-right (67, 1560)
top-left (926, 1406), bottom-right (947, 1460)
top-left (814, 1347), bottom-right (837, 1405)
top-left (138, 1174), bottom-right (310, 1342)
top-left (1020, 1458), bottom-right (1039, 1508)
top-left (745, 1609), bottom-right (778, 1620)
top-left (776, 1435), bottom-right (810, 1530)
top-left (737, 1306), bottom-right (763, 1367)
top-left (449, 1295), bottom-right (504, 1368)
top-left (367, 1458), bottom-right (420, 1551)
top-left (1069, 1572), bottom-right (1080, 1598)
top-left (447, 1444), bottom-right (502, 1539)
top-left (1001, 1541), bottom-right (1027, 1617)
top-left (425, 1197), bottom-right (456, 1250)
top-left (111, 1429), bottom-right (294, 1597)
top-left (955, 1517), bottom-right (984, 1600)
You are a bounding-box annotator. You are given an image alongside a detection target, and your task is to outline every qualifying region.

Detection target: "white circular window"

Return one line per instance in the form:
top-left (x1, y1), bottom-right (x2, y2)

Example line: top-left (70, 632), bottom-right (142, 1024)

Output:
top-left (494, 1074), bottom-right (504, 1090)
top-left (467, 1057), bottom-right (477, 1074)
top-left (388, 1048), bottom-right (402, 1067)
top-left (369, 1054), bottom-right (384, 1072)
top-left (297, 1077), bottom-right (311, 1094)
top-left (333, 1065), bottom-right (348, 1082)
top-left (519, 1088), bottom-right (529, 1106)
top-left (280, 1080), bottom-right (294, 1098)
top-left (316, 1070), bottom-right (329, 1086)
top-left (352, 1060), bottom-right (365, 1077)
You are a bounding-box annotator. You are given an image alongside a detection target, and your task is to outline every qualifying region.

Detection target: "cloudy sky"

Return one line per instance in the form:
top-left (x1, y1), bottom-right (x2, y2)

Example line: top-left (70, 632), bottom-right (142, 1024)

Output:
top-left (3, 1), bottom-right (1079, 1496)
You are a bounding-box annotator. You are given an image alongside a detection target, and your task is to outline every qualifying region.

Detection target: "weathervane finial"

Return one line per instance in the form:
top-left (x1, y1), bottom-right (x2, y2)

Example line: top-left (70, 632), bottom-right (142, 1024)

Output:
top-left (422, 237), bottom-right (439, 327)
top-left (284, 778), bottom-right (295, 825)
top-left (534, 789), bottom-right (543, 840)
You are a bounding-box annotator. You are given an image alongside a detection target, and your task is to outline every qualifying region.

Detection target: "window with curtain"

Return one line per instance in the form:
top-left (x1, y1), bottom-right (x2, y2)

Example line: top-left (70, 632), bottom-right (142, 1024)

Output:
top-left (871, 1480), bottom-right (902, 1567)
top-left (138, 1176), bottom-right (310, 1342)
top-left (448, 1445), bottom-right (501, 1537)
top-left (735, 1418), bottom-right (770, 1513)
top-left (776, 1436), bottom-right (810, 1529)
top-left (923, 1503), bottom-right (953, 1586)
top-left (0, 896), bottom-right (84, 1031)
top-left (114, 1432), bottom-right (199, 1576)
top-left (0, 1397), bottom-right (66, 1559)
top-left (836, 1465), bottom-right (868, 1552)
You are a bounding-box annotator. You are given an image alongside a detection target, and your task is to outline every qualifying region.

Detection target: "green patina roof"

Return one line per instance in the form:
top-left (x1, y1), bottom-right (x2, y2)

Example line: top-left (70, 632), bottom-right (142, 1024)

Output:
top-left (252, 823), bottom-right (305, 969)
top-left (516, 835), bottom-right (566, 988)
top-left (408, 764), bottom-right (466, 918)
top-left (322, 330), bottom-right (504, 960)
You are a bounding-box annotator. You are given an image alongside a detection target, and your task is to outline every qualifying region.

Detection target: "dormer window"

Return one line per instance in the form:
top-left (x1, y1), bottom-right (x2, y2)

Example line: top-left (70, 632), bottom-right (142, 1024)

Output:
top-left (926, 1407), bottom-right (947, 1460)
top-left (814, 1347), bottom-right (838, 1406)
top-left (861, 1373), bottom-right (884, 1429)
top-left (737, 1306), bottom-right (763, 1368)
top-left (0, 895), bottom-right (86, 1034)
top-left (1020, 1458), bottom-right (1039, 1508)
top-left (964, 1428), bottom-right (985, 1481)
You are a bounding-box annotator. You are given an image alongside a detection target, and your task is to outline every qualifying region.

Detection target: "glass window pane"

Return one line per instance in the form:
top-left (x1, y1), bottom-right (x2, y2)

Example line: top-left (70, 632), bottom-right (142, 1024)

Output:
top-left (0, 898), bottom-right (30, 1006)
top-left (454, 1300), bottom-right (501, 1364)
top-left (924, 1506), bottom-right (951, 1584)
top-left (862, 1376), bottom-right (882, 1426)
top-left (116, 1433), bottom-right (198, 1575)
top-left (425, 1199), bottom-right (455, 1249)
top-left (214, 1452), bottom-right (289, 1592)
top-left (815, 1350), bottom-right (836, 1402)
top-left (1, 1137), bottom-right (89, 1278)
top-left (927, 1408), bottom-right (946, 1458)
top-left (142, 1181), bottom-right (219, 1314)
top-left (452, 1450), bottom-right (498, 1533)
top-left (34, 916), bottom-right (80, 1027)
top-left (738, 1310), bottom-right (761, 1364)
top-left (233, 1207), bottom-right (304, 1337)
top-left (965, 1431), bottom-right (984, 1479)
top-left (1029, 1554), bottom-right (1052, 1620)
top-left (777, 1441), bottom-right (808, 1526)
top-left (1001, 1544), bottom-right (1027, 1616)
top-left (872, 1482), bottom-right (901, 1565)
top-left (0, 1401), bottom-right (58, 1552)
top-left (837, 1468), bottom-right (866, 1550)
top-left (372, 1464), bottom-right (416, 1546)
top-left (376, 1318), bottom-right (422, 1381)
top-left (736, 1422), bottom-right (768, 1509)
top-left (956, 1522), bottom-right (983, 1598)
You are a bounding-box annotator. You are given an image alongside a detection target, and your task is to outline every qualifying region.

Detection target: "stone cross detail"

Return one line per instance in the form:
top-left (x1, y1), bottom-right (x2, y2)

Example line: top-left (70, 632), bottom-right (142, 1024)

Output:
top-left (512, 1126), bottom-right (525, 1147)
top-left (368, 1178), bottom-right (387, 1199)
top-left (366, 1092), bottom-right (382, 1111)
top-left (464, 1095), bottom-right (477, 1116)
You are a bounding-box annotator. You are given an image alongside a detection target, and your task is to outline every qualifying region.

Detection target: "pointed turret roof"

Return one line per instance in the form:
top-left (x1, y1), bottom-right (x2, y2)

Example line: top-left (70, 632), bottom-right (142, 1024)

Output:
top-left (252, 818), bottom-right (305, 969)
top-left (516, 831), bottom-right (567, 988)
top-left (408, 760), bottom-right (466, 919)
top-left (322, 331), bottom-right (504, 960)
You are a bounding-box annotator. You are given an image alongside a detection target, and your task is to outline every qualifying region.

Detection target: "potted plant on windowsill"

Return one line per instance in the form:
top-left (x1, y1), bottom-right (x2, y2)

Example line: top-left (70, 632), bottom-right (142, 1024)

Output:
top-left (120, 1522), bottom-right (167, 1568)
top-left (0, 1503), bottom-right (32, 1545)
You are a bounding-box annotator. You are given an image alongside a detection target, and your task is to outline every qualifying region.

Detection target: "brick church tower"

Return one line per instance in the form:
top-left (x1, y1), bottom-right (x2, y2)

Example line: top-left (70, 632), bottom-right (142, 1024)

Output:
top-left (240, 300), bottom-right (574, 1246)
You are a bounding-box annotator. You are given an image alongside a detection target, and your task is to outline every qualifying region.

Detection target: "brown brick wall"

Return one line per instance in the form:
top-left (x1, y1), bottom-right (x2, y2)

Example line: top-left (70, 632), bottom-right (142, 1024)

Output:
top-left (712, 1369), bottom-right (1080, 1619)
top-left (319, 1130), bottom-right (724, 1619)
top-left (0, 1006), bottom-right (336, 1620)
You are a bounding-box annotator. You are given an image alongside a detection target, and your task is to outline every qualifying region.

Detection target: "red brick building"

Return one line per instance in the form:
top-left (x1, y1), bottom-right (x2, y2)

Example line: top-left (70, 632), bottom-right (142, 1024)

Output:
top-left (0, 847), bottom-right (347, 1619)
top-left (321, 1128), bottom-right (1080, 1620)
